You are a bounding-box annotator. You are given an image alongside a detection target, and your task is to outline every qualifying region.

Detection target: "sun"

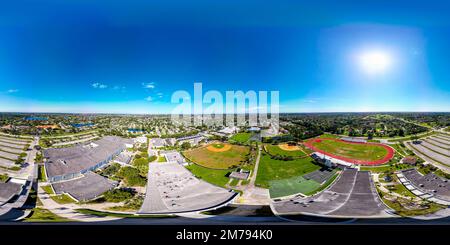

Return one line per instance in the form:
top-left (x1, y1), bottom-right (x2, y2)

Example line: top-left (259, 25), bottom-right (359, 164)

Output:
top-left (357, 50), bottom-right (393, 74)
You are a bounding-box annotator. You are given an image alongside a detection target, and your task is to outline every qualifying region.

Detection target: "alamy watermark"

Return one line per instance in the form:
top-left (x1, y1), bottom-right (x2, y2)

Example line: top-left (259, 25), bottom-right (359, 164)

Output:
top-left (170, 83), bottom-right (279, 133)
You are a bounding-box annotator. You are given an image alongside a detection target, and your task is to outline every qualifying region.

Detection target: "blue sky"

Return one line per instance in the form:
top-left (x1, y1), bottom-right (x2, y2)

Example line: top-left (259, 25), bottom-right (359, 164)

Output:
top-left (1, 0), bottom-right (449, 113)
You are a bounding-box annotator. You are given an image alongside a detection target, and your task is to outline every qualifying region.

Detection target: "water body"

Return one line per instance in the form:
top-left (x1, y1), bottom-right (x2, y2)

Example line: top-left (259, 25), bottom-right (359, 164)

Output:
top-left (25, 116), bottom-right (48, 121)
top-left (127, 128), bottom-right (145, 132)
top-left (72, 123), bottom-right (94, 128)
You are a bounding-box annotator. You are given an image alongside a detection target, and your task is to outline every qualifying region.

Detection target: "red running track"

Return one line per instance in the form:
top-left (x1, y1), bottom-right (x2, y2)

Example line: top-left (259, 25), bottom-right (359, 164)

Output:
top-left (303, 138), bottom-right (395, 166)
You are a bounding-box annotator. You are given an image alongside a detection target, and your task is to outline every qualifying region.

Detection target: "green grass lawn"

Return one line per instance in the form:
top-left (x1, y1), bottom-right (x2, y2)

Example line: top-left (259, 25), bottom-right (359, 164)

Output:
top-left (255, 153), bottom-right (320, 188)
top-left (229, 178), bottom-right (239, 186)
top-left (318, 133), bottom-right (340, 139)
top-left (269, 176), bottom-right (320, 198)
top-left (50, 194), bottom-right (77, 204)
top-left (183, 144), bottom-right (249, 169)
top-left (0, 173), bottom-right (8, 182)
top-left (24, 208), bottom-right (72, 222)
top-left (434, 169), bottom-right (450, 179)
top-left (132, 157), bottom-right (149, 175)
top-left (230, 133), bottom-right (252, 143)
top-left (116, 166), bottom-right (147, 187)
top-left (185, 163), bottom-right (234, 187)
top-left (311, 139), bottom-right (388, 161)
top-left (38, 165), bottom-right (47, 182)
top-left (360, 163), bottom-right (412, 173)
top-left (41, 185), bottom-right (54, 195)
top-left (265, 144), bottom-right (306, 158)
top-left (269, 169), bottom-right (338, 198)
top-left (211, 143), bottom-right (225, 148)
top-left (389, 143), bottom-right (409, 156)
top-left (380, 194), bottom-right (445, 217)
top-left (157, 156), bottom-right (166, 162)
top-left (75, 209), bottom-right (174, 218)
top-left (2, 165), bottom-right (21, 171)
top-left (301, 145), bottom-right (314, 155)
top-left (388, 183), bottom-right (417, 199)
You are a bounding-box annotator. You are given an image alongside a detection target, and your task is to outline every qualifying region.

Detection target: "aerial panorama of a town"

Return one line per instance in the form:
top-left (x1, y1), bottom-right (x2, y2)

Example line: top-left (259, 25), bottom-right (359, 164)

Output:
top-left (1, 0), bottom-right (450, 243)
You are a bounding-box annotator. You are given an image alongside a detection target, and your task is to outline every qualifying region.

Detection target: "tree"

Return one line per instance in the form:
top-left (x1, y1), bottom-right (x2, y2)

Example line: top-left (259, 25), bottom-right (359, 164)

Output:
top-left (411, 134), bottom-right (419, 143)
top-left (103, 188), bottom-right (135, 202)
top-left (181, 142), bottom-right (191, 150)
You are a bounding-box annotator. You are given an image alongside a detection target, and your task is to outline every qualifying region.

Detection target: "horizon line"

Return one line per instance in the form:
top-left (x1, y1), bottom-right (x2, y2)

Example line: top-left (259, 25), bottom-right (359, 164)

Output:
top-left (1, 111), bottom-right (449, 115)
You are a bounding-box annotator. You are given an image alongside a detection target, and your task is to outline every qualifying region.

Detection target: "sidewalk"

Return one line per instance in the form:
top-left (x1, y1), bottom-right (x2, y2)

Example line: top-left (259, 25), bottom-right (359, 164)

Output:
top-left (37, 184), bottom-right (120, 222)
top-left (236, 145), bottom-right (271, 205)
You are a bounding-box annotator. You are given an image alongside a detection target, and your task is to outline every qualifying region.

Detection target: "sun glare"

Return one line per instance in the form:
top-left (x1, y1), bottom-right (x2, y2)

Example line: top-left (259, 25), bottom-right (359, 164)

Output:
top-left (358, 50), bottom-right (393, 74)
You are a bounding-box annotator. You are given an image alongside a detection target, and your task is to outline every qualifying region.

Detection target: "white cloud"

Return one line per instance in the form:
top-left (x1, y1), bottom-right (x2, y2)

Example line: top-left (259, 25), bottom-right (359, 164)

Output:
top-left (112, 85), bottom-right (126, 92)
top-left (157, 92), bottom-right (163, 98)
top-left (142, 82), bottom-right (155, 89)
top-left (92, 82), bottom-right (108, 89)
top-left (7, 89), bottom-right (19, 93)
top-left (302, 99), bottom-right (317, 103)
top-left (145, 96), bottom-right (153, 101)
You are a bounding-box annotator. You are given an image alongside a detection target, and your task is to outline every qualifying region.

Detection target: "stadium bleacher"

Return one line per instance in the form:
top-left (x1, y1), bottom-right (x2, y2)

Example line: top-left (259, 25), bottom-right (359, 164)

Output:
top-left (272, 169), bottom-right (389, 217)
top-left (428, 136), bottom-right (450, 146)
top-left (0, 141), bottom-right (24, 149)
top-left (402, 169), bottom-right (450, 202)
top-left (0, 158), bottom-right (15, 168)
top-left (420, 141), bottom-right (449, 157)
top-left (425, 138), bottom-right (449, 150)
top-left (407, 142), bottom-right (450, 166)
top-left (0, 182), bottom-right (23, 205)
top-left (0, 137), bottom-right (28, 146)
top-left (0, 146), bottom-right (22, 154)
top-left (0, 151), bottom-right (19, 160)
top-left (340, 137), bottom-right (367, 143)
top-left (435, 134), bottom-right (450, 141)
top-left (329, 171), bottom-right (384, 216)
top-left (139, 162), bottom-right (237, 214)
top-left (0, 137), bottom-right (26, 168)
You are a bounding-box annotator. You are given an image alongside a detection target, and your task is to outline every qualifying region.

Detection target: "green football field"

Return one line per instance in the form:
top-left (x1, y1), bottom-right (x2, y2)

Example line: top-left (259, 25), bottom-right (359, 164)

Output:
top-left (255, 153), bottom-right (320, 188)
top-left (269, 176), bottom-right (320, 198)
top-left (310, 139), bottom-right (389, 161)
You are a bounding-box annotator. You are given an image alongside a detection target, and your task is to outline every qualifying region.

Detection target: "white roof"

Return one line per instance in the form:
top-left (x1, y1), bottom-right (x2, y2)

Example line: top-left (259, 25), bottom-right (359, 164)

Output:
top-left (10, 178), bottom-right (27, 185)
top-left (219, 126), bottom-right (237, 134)
top-left (412, 189), bottom-right (425, 196)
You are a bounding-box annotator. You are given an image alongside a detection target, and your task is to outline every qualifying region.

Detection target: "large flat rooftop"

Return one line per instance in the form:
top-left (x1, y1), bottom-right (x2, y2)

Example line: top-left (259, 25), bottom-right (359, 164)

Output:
top-left (52, 172), bottom-right (117, 201)
top-left (44, 136), bottom-right (132, 178)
